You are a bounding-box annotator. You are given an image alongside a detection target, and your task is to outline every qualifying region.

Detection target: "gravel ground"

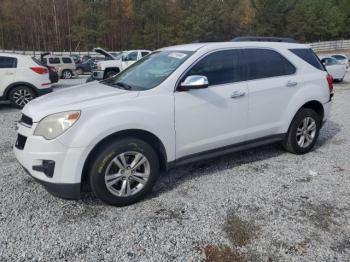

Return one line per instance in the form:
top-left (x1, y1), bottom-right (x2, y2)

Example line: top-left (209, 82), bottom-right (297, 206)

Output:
top-left (0, 75), bottom-right (350, 261)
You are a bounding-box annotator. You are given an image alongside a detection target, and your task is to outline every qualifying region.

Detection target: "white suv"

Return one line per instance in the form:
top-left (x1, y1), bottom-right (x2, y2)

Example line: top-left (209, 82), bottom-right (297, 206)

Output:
top-left (14, 40), bottom-right (333, 206)
top-left (0, 53), bottom-right (52, 108)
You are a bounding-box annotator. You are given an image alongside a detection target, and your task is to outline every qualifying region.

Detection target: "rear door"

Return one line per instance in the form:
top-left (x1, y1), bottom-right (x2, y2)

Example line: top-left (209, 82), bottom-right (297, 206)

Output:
top-left (175, 49), bottom-right (249, 158)
top-left (0, 56), bottom-right (17, 97)
top-left (241, 48), bottom-right (298, 140)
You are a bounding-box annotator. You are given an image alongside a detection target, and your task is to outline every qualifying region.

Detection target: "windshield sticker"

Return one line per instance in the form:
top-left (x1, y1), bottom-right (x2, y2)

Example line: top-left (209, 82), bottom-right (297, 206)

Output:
top-left (168, 52), bottom-right (187, 59)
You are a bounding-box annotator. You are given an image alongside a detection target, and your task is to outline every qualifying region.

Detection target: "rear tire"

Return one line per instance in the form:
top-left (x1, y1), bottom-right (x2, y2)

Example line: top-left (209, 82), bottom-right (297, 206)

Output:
top-left (283, 108), bottom-right (321, 155)
top-left (62, 70), bottom-right (73, 79)
top-left (89, 138), bottom-right (160, 206)
top-left (9, 86), bottom-right (36, 109)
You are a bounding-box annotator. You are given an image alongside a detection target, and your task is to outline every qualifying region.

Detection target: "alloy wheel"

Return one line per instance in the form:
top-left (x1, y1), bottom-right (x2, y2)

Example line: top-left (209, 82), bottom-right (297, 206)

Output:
top-left (104, 151), bottom-right (150, 197)
top-left (12, 89), bottom-right (33, 107)
top-left (296, 117), bottom-right (317, 148)
top-left (63, 71), bottom-right (72, 79)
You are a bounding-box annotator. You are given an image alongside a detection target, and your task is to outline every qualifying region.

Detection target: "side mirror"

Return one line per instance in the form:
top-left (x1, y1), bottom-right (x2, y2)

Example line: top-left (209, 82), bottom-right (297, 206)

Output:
top-left (122, 56), bottom-right (128, 61)
top-left (179, 75), bottom-right (209, 91)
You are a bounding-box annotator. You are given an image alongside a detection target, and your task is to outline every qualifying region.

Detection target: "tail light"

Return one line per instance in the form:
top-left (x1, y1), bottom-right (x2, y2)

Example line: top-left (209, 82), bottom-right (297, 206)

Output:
top-left (327, 73), bottom-right (334, 95)
top-left (31, 67), bottom-right (49, 74)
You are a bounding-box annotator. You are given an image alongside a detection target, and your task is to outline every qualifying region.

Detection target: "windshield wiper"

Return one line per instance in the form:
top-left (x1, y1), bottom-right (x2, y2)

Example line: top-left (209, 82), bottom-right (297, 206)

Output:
top-left (112, 82), bottom-right (133, 90)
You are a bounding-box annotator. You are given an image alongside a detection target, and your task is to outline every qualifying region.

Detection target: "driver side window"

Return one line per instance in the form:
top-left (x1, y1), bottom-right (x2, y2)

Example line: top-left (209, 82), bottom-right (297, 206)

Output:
top-left (184, 50), bottom-right (242, 86)
top-left (126, 52), bottom-right (138, 61)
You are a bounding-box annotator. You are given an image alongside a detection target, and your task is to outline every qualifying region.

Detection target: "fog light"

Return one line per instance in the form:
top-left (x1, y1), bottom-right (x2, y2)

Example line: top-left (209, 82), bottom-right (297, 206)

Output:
top-left (32, 160), bottom-right (55, 178)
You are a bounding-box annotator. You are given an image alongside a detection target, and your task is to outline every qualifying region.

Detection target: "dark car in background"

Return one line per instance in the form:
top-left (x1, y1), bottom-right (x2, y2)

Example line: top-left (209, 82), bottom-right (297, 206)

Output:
top-left (70, 54), bottom-right (81, 64)
top-left (76, 57), bottom-right (104, 75)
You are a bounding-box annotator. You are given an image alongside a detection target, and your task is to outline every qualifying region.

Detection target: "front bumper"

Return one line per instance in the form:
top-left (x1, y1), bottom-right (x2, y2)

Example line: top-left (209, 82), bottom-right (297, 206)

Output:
top-left (13, 122), bottom-right (87, 200)
top-left (20, 165), bottom-right (80, 199)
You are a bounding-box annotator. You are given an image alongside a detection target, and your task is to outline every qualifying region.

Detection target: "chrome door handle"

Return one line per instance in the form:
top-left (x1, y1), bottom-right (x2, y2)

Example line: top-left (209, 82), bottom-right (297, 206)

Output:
top-left (231, 91), bottom-right (246, 98)
top-left (286, 80), bottom-right (298, 87)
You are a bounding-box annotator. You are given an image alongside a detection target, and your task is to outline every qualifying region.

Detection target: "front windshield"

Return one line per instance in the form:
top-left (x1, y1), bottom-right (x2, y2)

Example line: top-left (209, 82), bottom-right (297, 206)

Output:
top-left (102, 51), bottom-right (194, 91)
top-left (114, 52), bottom-right (126, 60)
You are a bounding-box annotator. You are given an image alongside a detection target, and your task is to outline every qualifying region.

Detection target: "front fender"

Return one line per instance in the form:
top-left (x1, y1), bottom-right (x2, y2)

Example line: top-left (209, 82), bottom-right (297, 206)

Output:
top-left (58, 94), bottom-right (175, 162)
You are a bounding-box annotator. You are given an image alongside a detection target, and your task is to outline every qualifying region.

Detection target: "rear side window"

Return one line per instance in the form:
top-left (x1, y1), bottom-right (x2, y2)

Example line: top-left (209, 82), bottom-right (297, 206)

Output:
top-left (321, 57), bottom-right (338, 66)
top-left (242, 49), bottom-right (296, 80)
top-left (141, 52), bottom-right (150, 57)
top-left (185, 50), bottom-right (243, 86)
top-left (289, 48), bottom-right (325, 71)
top-left (126, 52), bottom-right (138, 61)
top-left (49, 57), bottom-right (60, 64)
top-left (332, 55), bottom-right (346, 60)
top-left (62, 57), bottom-right (73, 64)
top-left (0, 56), bottom-right (17, 68)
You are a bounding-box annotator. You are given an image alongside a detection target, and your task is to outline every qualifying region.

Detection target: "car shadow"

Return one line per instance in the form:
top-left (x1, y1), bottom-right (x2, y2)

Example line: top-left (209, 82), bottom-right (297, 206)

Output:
top-left (151, 119), bottom-right (341, 198)
top-left (0, 103), bottom-right (18, 113)
top-left (80, 120), bottom-right (341, 206)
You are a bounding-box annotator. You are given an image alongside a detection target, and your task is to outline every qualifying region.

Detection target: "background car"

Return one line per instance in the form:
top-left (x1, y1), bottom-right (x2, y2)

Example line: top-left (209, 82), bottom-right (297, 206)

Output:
top-left (90, 48), bottom-right (151, 81)
top-left (41, 55), bottom-right (77, 79)
top-left (76, 57), bottom-right (105, 75)
top-left (0, 53), bottom-right (52, 108)
top-left (320, 56), bottom-right (347, 81)
top-left (47, 66), bottom-right (59, 83)
top-left (33, 57), bottom-right (58, 83)
top-left (70, 54), bottom-right (81, 64)
top-left (331, 54), bottom-right (349, 68)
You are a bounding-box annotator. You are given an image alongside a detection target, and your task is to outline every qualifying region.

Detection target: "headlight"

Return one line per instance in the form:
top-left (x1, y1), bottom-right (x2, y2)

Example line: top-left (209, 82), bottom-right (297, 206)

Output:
top-left (34, 111), bottom-right (81, 140)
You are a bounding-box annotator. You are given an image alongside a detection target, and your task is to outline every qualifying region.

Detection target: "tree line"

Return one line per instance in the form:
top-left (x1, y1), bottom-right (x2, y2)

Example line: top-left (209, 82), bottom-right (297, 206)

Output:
top-left (0, 0), bottom-right (349, 52)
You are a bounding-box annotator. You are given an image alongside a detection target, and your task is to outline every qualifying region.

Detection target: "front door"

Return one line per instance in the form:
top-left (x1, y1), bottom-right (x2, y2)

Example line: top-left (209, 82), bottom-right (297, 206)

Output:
top-left (174, 49), bottom-right (249, 159)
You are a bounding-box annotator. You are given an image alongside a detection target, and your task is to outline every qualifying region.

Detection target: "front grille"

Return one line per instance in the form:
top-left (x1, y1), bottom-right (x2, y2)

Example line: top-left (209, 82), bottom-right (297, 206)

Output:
top-left (15, 134), bottom-right (27, 150)
top-left (20, 114), bottom-right (33, 127)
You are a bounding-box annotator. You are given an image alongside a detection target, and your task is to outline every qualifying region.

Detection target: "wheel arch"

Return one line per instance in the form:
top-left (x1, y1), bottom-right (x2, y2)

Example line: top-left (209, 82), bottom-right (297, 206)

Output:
top-left (103, 67), bottom-right (120, 78)
top-left (3, 82), bottom-right (38, 99)
top-left (285, 100), bottom-right (325, 135)
top-left (300, 100), bottom-right (324, 121)
top-left (81, 129), bottom-right (168, 188)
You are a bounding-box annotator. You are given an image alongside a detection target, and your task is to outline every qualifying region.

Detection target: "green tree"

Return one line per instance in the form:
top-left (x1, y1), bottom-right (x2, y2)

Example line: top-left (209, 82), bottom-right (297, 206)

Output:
top-left (286, 0), bottom-right (345, 42)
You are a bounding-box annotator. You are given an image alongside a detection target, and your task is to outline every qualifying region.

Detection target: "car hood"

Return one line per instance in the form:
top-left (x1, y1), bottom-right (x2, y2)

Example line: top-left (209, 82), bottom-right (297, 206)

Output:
top-left (93, 47), bottom-right (115, 60)
top-left (23, 82), bottom-right (139, 122)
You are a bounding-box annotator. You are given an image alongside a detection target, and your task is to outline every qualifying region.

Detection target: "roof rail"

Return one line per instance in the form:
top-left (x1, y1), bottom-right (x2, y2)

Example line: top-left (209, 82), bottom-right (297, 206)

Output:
top-left (231, 36), bottom-right (298, 43)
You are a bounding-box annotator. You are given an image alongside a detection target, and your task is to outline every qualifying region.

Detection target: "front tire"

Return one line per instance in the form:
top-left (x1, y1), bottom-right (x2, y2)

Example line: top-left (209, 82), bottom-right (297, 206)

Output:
top-left (9, 86), bottom-right (36, 109)
top-left (104, 70), bottom-right (118, 79)
top-left (76, 68), bottom-right (83, 75)
top-left (89, 138), bottom-right (160, 206)
top-left (283, 108), bottom-right (321, 154)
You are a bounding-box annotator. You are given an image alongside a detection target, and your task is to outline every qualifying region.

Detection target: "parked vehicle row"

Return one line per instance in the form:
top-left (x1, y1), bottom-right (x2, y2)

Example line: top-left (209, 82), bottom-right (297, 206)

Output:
top-left (14, 38), bottom-right (333, 206)
top-left (41, 53), bottom-right (77, 79)
top-left (87, 48), bottom-right (151, 81)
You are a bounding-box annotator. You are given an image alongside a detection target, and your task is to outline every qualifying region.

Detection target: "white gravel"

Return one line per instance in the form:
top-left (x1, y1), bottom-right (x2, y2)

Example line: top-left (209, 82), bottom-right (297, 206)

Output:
top-left (0, 75), bottom-right (350, 261)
